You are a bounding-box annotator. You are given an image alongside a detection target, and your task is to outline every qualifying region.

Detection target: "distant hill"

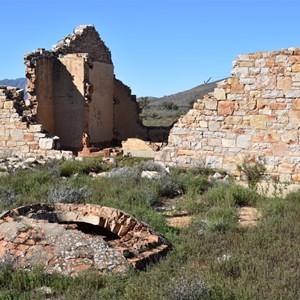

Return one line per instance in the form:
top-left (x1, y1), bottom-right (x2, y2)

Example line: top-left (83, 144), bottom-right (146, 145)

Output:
top-left (0, 78), bottom-right (26, 90)
top-left (140, 79), bottom-right (225, 107)
top-left (139, 79), bottom-right (227, 126)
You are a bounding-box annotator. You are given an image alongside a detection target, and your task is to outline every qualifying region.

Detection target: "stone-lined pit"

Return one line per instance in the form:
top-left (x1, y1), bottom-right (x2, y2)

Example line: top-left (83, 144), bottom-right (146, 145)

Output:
top-left (0, 203), bottom-right (171, 276)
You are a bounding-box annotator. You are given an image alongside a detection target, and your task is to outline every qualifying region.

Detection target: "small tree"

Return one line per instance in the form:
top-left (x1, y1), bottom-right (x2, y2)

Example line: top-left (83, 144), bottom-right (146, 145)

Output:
top-left (162, 101), bottom-right (179, 110)
top-left (237, 156), bottom-right (266, 190)
top-left (138, 97), bottom-right (150, 109)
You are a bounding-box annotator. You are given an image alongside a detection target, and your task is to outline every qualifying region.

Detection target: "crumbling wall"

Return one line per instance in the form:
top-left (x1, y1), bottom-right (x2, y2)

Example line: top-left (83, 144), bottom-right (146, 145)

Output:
top-left (22, 25), bottom-right (171, 153)
top-left (0, 86), bottom-right (72, 159)
top-left (155, 48), bottom-right (300, 182)
top-left (52, 25), bottom-right (112, 64)
top-left (113, 79), bottom-right (171, 143)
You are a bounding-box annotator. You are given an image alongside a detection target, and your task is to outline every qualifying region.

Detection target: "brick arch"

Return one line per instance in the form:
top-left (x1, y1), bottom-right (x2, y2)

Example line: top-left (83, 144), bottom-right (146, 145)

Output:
top-left (1, 203), bottom-right (171, 270)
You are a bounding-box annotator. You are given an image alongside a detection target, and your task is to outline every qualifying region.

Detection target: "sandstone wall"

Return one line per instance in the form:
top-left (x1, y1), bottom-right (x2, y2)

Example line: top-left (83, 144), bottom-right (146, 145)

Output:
top-left (22, 25), bottom-right (172, 153)
top-left (89, 62), bottom-right (114, 144)
top-left (155, 48), bottom-right (300, 182)
top-left (0, 86), bottom-right (72, 159)
top-left (113, 79), bottom-right (171, 143)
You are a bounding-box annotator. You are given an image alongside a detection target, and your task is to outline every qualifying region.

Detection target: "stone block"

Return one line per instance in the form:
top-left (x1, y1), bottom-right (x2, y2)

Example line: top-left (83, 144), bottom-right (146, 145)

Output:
top-left (281, 132), bottom-right (298, 144)
top-left (208, 121), bottom-right (220, 131)
top-left (255, 58), bottom-right (265, 67)
top-left (256, 75), bottom-right (276, 89)
top-left (218, 101), bottom-right (235, 116)
top-left (214, 88), bottom-right (226, 100)
top-left (291, 100), bottom-right (300, 110)
top-left (221, 139), bottom-right (236, 148)
top-left (275, 55), bottom-right (288, 63)
top-left (205, 156), bottom-right (222, 169)
top-left (231, 77), bottom-right (244, 93)
top-left (29, 124), bottom-right (43, 132)
top-left (199, 121), bottom-right (208, 128)
top-left (277, 77), bottom-right (292, 90)
top-left (271, 142), bottom-right (288, 156)
top-left (269, 103), bottom-right (286, 110)
top-left (249, 91), bottom-right (261, 99)
top-left (238, 54), bottom-right (251, 61)
top-left (236, 135), bottom-right (251, 148)
top-left (233, 67), bottom-right (249, 77)
top-left (193, 102), bottom-right (204, 110)
top-left (292, 64), bottom-right (300, 72)
top-left (204, 99), bottom-right (217, 110)
top-left (10, 129), bottom-right (24, 141)
top-left (292, 72), bottom-right (300, 82)
top-left (285, 89), bottom-right (300, 98)
top-left (261, 90), bottom-right (283, 99)
top-left (3, 101), bottom-right (14, 110)
top-left (250, 115), bottom-right (268, 129)
top-left (39, 138), bottom-right (54, 150)
top-left (260, 67), bottom-right (269, 75)
top-left (23, 133), bottom-right (34, 142)
top-left (250, 67), bottom-right (262, 76)
top-left (278, 164), bottom-right (294, 174)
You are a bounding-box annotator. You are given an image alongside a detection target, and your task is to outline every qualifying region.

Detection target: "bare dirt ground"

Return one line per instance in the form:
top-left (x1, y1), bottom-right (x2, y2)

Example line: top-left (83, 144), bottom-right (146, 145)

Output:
top-left (166, 215), bottom-right (192, 228)
top-left (238, 206), bottom-right (261, 226)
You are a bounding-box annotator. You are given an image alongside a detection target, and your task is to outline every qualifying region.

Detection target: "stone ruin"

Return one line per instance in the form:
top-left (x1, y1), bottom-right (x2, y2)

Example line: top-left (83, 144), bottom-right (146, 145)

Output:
top-left (0, 203), bottom-right (171, 276)
top-left (156, 48), bottom-right (300, 183)
top-left (0, 25), bottom-right (170, 160)
top-left (3, 24), bottom-right (300, 182)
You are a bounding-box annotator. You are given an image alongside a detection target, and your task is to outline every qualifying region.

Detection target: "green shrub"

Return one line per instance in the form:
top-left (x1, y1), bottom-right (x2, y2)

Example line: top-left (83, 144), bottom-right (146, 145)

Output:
top-left (59, 158), bottom-right (105, 177)
top-left (202, 182), bottom-right (262, 208)
top-left (206, 206), bottom-right (238, 233)
top-left (285, 188), bottom-right (300, 203)
top-left (237, 156), bottom-right (266, 190)
top-left (154, 176), bottom-right (183, 198)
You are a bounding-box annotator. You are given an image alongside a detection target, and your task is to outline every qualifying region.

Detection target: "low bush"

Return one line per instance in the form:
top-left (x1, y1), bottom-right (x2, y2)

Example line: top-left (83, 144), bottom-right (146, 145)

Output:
top-left (0, 160), bottom-right (298, 299)
top-left (60, 158), bottom-right (105, 177)
top-left (168, 272), bottom-right (208, 300)
top-left (202, 182), bottom-right (262, 207)
top-left (47, 186), bottom-right (90, 204)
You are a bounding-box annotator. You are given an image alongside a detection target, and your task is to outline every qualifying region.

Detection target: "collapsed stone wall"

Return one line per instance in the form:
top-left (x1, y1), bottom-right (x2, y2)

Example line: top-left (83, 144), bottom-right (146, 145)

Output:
top-left (155, 48), bottom-right (300, 182)
top-left (0, 86), bottom-right (72, 159)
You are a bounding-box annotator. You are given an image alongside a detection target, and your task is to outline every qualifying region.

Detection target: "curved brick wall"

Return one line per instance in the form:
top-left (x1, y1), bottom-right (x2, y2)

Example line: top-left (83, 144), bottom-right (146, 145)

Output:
top-left (0, 203), bottom-right (171, 276)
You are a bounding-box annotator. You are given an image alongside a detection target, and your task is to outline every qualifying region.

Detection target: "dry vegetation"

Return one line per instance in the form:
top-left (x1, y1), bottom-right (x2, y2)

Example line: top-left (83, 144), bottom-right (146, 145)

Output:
top-left (0, 157), bottom-right (299, 299)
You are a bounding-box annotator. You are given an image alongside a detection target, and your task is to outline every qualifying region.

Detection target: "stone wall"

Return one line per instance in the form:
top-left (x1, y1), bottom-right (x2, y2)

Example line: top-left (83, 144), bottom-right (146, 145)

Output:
top-left (113, 79), bottom-right (171, 143)
top-left (23, 25), bottom-right (170, 152)
top-left (155, 48), bottom-right (300, 182)
top-left (0, 86), bottom-right (72, 159)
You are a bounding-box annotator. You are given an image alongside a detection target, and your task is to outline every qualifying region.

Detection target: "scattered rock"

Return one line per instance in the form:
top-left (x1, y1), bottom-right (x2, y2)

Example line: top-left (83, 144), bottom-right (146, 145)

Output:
top-left (141, 170), bottom-right (162, 179)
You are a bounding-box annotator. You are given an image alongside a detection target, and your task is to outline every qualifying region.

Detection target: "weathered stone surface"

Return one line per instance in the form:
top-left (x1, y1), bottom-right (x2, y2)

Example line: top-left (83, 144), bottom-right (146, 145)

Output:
top-left (231, 78), bottom-right (244, 93)
top-left (39, 138), bottom-right (54, 150)
top-left (285, 89), bottom-right (300, 98)
top-left (214, 88), bottom-right (226, 100)
top-left (218, 101), bottom-right (235, 116)
top-left (277, 77), bottom-right (292, 90)
top-left (122, 138), bottom-right (160, 158)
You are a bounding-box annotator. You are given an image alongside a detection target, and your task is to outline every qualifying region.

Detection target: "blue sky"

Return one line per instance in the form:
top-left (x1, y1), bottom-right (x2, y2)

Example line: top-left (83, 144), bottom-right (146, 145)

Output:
top-left (1, 0), bottom-right (300, 97)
